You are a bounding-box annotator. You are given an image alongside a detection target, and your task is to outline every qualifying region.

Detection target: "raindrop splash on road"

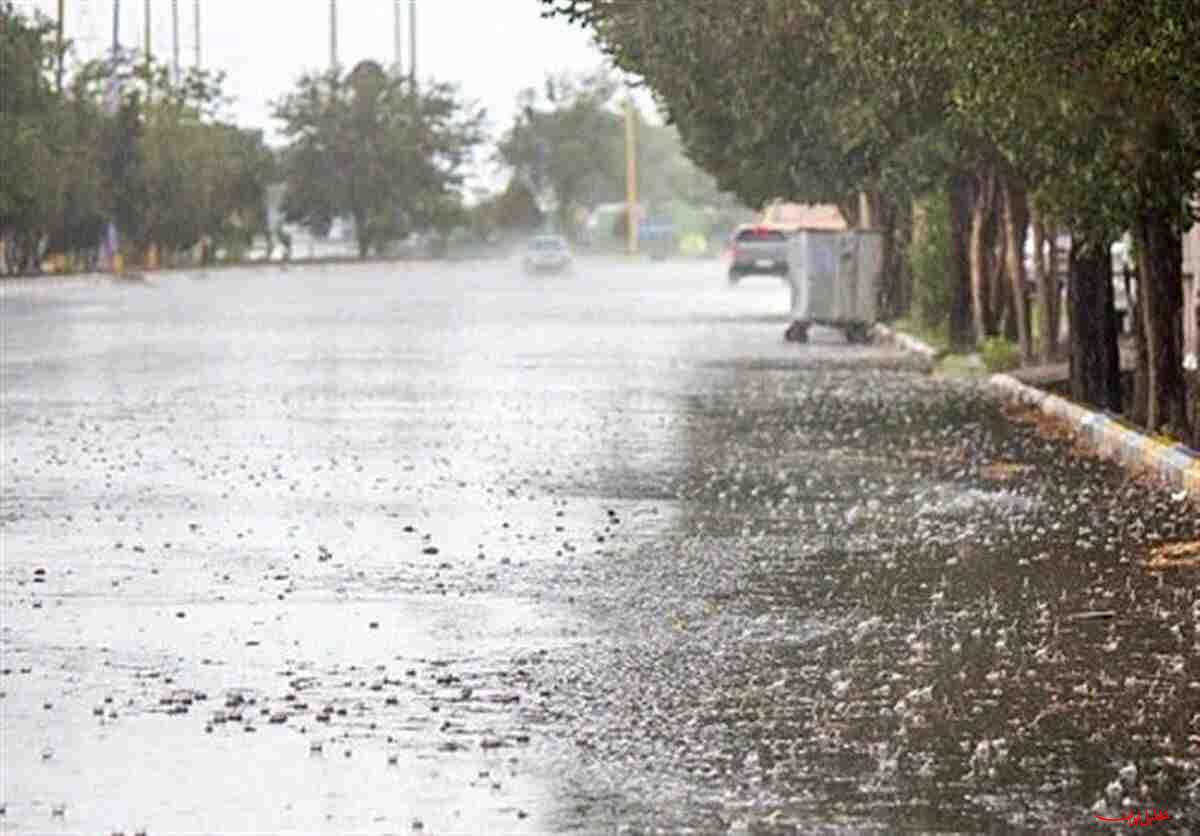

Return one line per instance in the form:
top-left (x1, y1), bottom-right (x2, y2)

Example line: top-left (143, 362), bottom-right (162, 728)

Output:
top-left (2, 260), bottom-right (1196, 833)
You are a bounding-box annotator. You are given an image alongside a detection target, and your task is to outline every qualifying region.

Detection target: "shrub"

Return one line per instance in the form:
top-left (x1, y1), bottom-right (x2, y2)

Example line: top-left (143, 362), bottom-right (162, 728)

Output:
top-left (980, 337), bottom-right (1021, 372)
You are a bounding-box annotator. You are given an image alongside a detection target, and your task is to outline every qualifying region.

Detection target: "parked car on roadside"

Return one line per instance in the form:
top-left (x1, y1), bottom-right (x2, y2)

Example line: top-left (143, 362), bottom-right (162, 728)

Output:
top-left (522, 235), bottom-right (573, 274)
top-left (726, 226), bottom-right (790, 283)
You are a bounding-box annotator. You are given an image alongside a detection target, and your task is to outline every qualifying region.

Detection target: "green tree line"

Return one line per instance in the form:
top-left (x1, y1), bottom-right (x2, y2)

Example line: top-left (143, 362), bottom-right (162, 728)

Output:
top-left (544, 0), bottom-right (1200, 444)
top-left (273, 60), bottom-right (485, 259)
top-left (3, 3), bottom-right (739, 273)
top-left (1, 1), bottom-right (273, 273)
top-left (0, 3), bottom-right (486, 271)
top-left (492, 69), bottom-right (747, 245)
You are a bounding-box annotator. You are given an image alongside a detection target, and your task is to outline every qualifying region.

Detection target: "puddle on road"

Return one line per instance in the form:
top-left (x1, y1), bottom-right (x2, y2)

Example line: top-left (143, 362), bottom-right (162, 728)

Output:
top-left (3, 712), bottom-right (554, 834)
top-left (1, 594), bottom-right (585, 834)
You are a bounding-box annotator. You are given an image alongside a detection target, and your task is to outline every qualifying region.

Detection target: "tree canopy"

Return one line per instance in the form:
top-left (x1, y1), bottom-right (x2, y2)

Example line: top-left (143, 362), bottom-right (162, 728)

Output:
top-left (543, 0), bottom-right (1200, 442)
top-left (272, 61), bottom-right (484, 258)
top-left (493, 69), bottom-right (741, 242)
top-left (1, 1), bottom-right (274, 271)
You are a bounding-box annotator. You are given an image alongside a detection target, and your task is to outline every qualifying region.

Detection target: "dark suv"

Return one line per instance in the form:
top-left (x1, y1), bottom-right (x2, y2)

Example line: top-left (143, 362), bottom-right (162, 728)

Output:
top-left (727, 226), bottom-right (790, 283)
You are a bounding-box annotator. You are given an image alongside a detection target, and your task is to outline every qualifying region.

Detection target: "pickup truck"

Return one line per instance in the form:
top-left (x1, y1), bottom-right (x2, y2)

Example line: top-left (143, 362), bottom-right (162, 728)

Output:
top-left (727, 226), bottom-right (789, 283)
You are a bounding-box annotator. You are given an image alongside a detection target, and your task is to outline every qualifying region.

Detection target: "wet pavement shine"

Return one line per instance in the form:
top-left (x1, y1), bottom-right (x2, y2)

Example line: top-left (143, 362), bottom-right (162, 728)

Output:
top-left (2, 259), bottom-right (1198, 834)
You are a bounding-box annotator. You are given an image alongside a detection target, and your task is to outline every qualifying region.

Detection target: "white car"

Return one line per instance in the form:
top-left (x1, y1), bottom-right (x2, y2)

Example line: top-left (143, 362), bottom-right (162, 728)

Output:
top-left (523, 235), bottom-right (572, 274)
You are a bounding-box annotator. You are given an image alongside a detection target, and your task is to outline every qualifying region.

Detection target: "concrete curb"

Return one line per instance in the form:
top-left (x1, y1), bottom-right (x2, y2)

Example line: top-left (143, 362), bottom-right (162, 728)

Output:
top-left (875, 322), bottom-right (1199, 498)
top-left (872, 323), bottom-right (943, 361)
top-left (989, 373), bottom-right (1200, 498)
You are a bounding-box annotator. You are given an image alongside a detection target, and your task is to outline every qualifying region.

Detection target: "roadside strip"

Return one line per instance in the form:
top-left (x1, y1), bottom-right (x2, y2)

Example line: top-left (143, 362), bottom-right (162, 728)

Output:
top-left (872, 323), bottom-right (943, 362)
top-left (874, 324), bottom-right (1200, 499)
top-left (987, 373), bottom-right (1200, 497)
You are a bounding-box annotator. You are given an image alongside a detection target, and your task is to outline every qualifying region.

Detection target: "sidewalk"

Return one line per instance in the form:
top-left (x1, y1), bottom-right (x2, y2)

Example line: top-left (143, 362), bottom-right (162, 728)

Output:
top-left (1010, 346), bottom-right (1137, 388)
top-left (876, 324), bottom-right (1200, 502)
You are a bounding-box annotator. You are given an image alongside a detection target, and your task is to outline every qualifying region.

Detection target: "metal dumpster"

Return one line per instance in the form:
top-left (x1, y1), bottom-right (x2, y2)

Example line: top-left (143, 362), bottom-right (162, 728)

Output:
top-left (785, 229), bottom-right (883, 344)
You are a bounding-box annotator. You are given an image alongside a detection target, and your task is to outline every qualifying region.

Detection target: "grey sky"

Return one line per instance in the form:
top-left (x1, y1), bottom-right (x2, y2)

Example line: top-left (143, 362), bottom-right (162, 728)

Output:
top-left (22, 0), bottom-right (618, 179)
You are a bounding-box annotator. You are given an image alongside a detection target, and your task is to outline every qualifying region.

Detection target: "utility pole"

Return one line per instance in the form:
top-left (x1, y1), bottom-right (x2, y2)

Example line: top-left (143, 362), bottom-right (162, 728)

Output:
top-left (393, 0), bottom-right (403, 76)
top-left (408, 0), bottom-right (416, 87)
top-left (329, 0), bottom-right (338, 72)
top-left (172, 0), bottom-right (180, 83)
top-left (110, 0), bottom-right (124, 275)
top-left (144, 0), bottom-right (153, 83)
top-left (193, 0), bottom-right (200, 69)
top-left (56, 0), bottom-right (64, 92)
top-left (625, 98), bottom-right (639, 256)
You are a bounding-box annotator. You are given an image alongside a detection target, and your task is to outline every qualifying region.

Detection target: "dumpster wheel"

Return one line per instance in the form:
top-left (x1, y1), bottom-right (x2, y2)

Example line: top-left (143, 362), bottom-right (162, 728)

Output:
top-left (843, 322), bottom-right (872, 345)
top-left (784, 320), bottom-right (810, 344)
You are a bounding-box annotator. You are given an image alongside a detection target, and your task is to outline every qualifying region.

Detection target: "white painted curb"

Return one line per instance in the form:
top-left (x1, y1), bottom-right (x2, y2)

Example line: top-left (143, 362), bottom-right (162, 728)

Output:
top-left (989, 373), bottom-right (1200, 498)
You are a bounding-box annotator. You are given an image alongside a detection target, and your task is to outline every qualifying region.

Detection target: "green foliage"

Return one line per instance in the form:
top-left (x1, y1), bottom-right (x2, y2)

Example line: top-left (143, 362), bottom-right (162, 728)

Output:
top-left (544, 0), bottom-right (1200, 435)
top-left (544, 1), bottom-right (950, 214)
top-left (948, 2), bottom-right (1200, 242)
top-left (496, 71), bottom-right (625, 240)
top-left (492, 181), bottom-right (543, 232)
top-left (638, 121), bottom-right (728, 210)
top-left (273, 61), bottom-right (484, 258)
top-left (0, 1), bottom-right (274, 273)
top-left (469, 181), bottom-right (544, 242)
top-left (910, 190), bottom-right (954, 331)
top-left (980, 337), bottom-right (1021, 373)
top-left (1, 2), bottom-right (69, 268)
top-left (544, 0), bottom-right (1200, 267)
top-left (495, 70), bottom-right (741, 242)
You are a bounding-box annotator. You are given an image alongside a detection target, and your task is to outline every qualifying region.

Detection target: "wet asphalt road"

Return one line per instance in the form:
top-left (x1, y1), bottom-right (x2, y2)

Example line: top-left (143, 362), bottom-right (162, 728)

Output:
top-left (2, 258), bottom-right (1198, 835)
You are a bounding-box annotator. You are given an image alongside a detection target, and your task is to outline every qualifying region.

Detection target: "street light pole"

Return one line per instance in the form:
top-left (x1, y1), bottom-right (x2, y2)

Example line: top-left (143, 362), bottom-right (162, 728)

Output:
top-left (193, 0), bottom-right (200, 69)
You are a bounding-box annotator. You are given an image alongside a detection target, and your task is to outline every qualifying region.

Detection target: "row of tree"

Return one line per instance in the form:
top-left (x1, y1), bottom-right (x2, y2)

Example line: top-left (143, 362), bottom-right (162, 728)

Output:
top-left (273, 60), bottom-right (485, 259)
top-left (493, 71), bottom-right (743, 243)
top-left (1, 2), bottom-right (273, 273)
top-left (3, 3), bottom-right (741, 274)
top-left (1, 3), bottom-right (483, 270)
top-left (544, 0), bottom-right (1200, 444)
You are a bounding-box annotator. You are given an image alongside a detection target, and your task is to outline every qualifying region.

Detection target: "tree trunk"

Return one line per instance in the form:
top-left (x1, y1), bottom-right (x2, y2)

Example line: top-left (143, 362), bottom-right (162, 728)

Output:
top-left (866, 192), bottom-right (906, 320)
top-left (1133, 211), bottom-right (1189, 438)
top-left (890, 199), bottom-right (913, 318)
top-left (1068, 235), bottom-right (1122, 413)
top-left (837, 195), bottom-right (862, 230)
top-left (1048, 230), bottom-right (1064, 356)
top-left (558, 203), bottom-right (575, 243)
top-left (948, 173), bottom-right (974, 351)
top-left (1130, 266), bottom-right (1149, 427)
top-left (994, 232), bottom-right (1014, 340)
top-left (353, 209), bottom-right (370, 259)
top-left (1001, 177), bottom-right (1032, 361)
top-left (989, 206), bottom-right (1007, 338)
top-left (1030, 210), bottom-right (1053, 361)
top-left (968, 170), bottom-right (993, 346)
top-left (859, 191), bottom-right (874, 229)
